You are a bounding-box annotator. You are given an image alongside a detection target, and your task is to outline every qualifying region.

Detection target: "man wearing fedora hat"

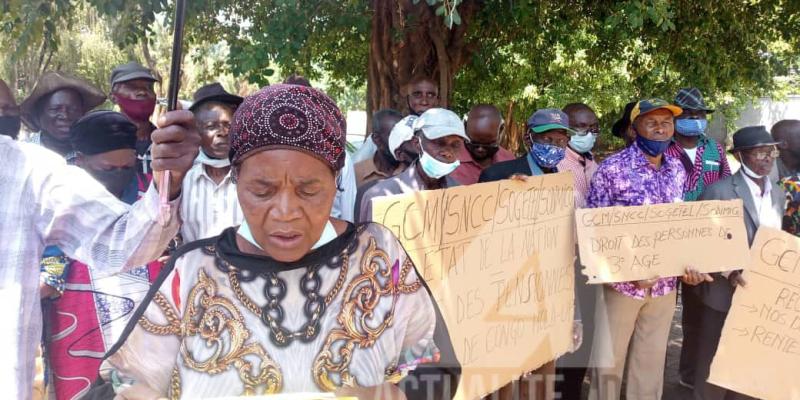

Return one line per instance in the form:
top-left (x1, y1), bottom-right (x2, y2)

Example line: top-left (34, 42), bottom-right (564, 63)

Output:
top-left (20, 72), bottom-right (106, 159)
top-left (665, 88), bottom-right (731, 389)
top-left (110, 62), bottom-right (160, 177)
top-left (691, 126), bottom-right (785, 400)
top-left (180, 82), bottom-right (245, 243)
top-left (20, 72), bottom-right (107, 300)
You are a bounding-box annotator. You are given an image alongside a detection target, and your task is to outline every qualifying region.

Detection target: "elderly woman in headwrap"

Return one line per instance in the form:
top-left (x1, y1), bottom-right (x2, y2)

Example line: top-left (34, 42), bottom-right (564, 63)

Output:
top-left (103, 85), bottom-right (459, 399)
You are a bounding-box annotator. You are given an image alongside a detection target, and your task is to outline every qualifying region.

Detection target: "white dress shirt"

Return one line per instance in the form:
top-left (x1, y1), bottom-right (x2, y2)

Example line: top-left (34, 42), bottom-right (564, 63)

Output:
top-left (0, 136), bottom-right (180, 399)
top-left (180, 163), bottom-right (243, 242)
top-left (743, 173), bottom-right (782, 229)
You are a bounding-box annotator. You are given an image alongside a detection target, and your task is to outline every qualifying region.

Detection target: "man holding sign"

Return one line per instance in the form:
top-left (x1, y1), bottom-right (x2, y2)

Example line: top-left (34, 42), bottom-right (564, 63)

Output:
top-left (478, 108), bottom-right (573, 400)
top-left (586, 99), bottom-right (711, 400)
top-left (693, 126), bottom-right (786, 400)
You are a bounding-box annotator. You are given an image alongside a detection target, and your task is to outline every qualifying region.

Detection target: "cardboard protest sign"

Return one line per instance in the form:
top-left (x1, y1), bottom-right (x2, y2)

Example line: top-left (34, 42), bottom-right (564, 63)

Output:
top-left (575, 200), bottom-right (749, 283)
top-left (708, 227), bottom-right (800, 400)
top-left (372, 173), bottom-right (576, 400)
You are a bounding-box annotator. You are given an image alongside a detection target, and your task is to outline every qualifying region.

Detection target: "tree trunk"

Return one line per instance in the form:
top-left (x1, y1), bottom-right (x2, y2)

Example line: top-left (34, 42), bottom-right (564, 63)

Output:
top-left (366, 0), bottom-right (479, 132)
top-left (141, 38), bottom-right (164, 97)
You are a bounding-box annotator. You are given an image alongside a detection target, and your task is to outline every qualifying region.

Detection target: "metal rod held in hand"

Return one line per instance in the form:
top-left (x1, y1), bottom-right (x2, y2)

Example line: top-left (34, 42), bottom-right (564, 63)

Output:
top-left (159, 0), bottom-right (187, 224)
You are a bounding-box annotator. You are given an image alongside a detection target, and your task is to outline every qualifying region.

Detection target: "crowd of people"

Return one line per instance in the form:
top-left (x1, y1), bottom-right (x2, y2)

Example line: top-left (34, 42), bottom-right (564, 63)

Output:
top-left (0, 61), bottom-right (799, 400)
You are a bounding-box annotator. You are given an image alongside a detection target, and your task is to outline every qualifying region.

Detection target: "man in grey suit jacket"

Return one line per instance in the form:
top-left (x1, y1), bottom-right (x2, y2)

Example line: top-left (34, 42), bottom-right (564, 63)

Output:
top-left (694, 126), bottom-right (786, 400)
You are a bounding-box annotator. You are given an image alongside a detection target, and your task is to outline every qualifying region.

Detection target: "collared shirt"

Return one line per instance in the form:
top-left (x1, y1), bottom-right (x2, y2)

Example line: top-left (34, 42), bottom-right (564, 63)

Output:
top-left (587, 143), bottom-right (686, 299)
top-left (358, 163), bottom-right (459, 223)
top-left (450, 146), bottom-right (515, 185)
top-left (354, 156), bottom-right (404, 187)
top-left (743, 173), bottom-right (782, 230)
top-left (180, 162), bottom-right (243, 243)
top-left (0, 136), bottom-right (180, 398)
top-left (557, 147), bottom-right (598, 208)
top-left (664, 136), bottom-right (731, 201)
top-left (526, 152), bottom-right (546, 175)
top-left (780, 175), bottom-right (800, 236)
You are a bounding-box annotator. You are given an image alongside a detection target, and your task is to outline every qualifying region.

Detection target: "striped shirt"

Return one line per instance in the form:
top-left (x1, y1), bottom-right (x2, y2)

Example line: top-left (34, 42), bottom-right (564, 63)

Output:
top-left (664, 136), bottom-right (731, 201)
top-left (557, 146), bottom-right (598, 208)
top-left (179, 162), bottom-right (243, 243)
top-left (0, 135), bottom-right (180, 399)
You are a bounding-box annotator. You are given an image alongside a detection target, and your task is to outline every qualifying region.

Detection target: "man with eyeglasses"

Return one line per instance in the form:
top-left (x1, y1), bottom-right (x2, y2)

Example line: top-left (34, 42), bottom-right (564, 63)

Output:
top-left (692, 126), bottom-right (785, 400)
top-left (479, 108), bottom-right (572, 183)
top-left (181, 82), bottom-right (245, 242)
top-left (557, 103), bottom-right (600, 209)
top-left (351, 75), bottom-right (439, 166)
top-left (450, 104), bottom-right (515, 185)
top-left (406, 75), bottom-right (439, 116)
top-left (553, 103), bottom-right (599, 400)
top-left (662, 88), bottom-right (731, 390)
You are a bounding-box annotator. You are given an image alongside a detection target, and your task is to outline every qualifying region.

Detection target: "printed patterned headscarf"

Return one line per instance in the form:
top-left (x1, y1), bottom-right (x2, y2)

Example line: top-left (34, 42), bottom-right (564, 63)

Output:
top-left (229, 84), bottom-right (346, 171)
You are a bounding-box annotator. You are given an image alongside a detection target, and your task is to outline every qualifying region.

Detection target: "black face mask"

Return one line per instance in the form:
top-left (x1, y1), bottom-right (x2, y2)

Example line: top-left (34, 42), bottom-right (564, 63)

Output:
top-left (0, 116), bottom-right (21, 139)
top-left (88, 167), bottom-right (136, 199)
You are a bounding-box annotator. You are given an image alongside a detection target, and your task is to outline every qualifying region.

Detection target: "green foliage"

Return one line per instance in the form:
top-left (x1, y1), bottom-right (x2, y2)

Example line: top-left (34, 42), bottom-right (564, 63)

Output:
top-left (3, 0), bottom-right (800, 141)
top-left (452, 0), bottom-right (800, 147)
top-left (414, 0), bottom-right (463, 28)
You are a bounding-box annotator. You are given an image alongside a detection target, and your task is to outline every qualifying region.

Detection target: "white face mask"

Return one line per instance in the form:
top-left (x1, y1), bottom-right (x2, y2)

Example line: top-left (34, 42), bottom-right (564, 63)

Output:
top-left (237, 219), bottom-right (338, 251)
top-left (740, 163), bottom-right (766, 179)
top-left (417, 138), bottom-right (460, 179)
top-left (196, 149), bottom-right (231, 168)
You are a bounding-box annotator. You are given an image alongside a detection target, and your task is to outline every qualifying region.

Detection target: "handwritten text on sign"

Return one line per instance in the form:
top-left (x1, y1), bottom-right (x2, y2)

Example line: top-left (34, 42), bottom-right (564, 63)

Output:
top-left (575, 200), bottom-right (749, 283)
top-left (709, 228), bottom-right (800, 400)
top-left (373, 173), bottom-right (576, 400)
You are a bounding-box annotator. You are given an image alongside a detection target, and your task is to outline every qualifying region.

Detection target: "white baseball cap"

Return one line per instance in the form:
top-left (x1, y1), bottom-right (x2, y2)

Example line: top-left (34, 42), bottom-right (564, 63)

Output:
top-left (388, 116), bottom-right (418, 160)
top-left (412, 108), bottom-right (468, 141)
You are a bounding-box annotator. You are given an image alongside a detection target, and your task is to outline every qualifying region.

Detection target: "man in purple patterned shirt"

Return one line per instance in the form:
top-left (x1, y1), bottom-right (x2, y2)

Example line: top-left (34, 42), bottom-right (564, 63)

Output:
top-left (586, 99), bottom-right (712, 400)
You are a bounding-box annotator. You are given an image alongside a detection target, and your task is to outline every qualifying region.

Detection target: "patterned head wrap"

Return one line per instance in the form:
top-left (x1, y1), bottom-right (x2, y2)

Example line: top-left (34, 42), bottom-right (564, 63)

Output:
top-left (229, 84), bottom-right (346, 171)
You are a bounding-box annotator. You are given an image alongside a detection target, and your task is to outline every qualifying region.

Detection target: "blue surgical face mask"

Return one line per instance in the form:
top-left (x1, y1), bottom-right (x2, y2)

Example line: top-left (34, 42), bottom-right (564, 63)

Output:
top-left (675, 118), bottom-right (708, 136)
top-left (418, 138), bottom-right (460, 179)
top-left (635, 134), bottom-right (672, 156)
top-left (529, 142), bottom-right (566, 168)
top-left (569, 131), bottom-right (597, 154)
top-left (237, 219), bottom-right (338, 251)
